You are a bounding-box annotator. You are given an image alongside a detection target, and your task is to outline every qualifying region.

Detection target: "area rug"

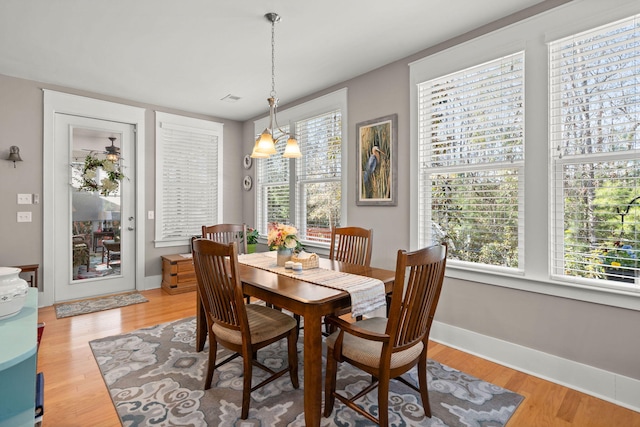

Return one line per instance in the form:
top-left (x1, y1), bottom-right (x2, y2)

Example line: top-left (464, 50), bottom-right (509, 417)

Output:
top-left (55, 291), bottom-right (148, 319)
top-left (89, 316), bottom-right (524, 426)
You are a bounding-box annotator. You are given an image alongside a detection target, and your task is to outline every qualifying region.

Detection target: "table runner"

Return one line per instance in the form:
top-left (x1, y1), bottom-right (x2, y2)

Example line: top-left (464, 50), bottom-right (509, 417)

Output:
top-left (237, 252), bottom-right (386, 318)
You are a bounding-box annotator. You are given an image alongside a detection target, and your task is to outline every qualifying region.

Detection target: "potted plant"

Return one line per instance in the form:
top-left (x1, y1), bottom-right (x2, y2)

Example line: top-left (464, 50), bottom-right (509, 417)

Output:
top-left (246, 228), bottom-right (259, 254)
top-left (598, 241), bottom-right (638, 283)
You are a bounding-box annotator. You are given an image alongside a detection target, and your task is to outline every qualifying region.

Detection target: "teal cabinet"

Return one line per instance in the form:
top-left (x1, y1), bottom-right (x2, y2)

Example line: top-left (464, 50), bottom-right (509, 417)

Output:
top-left (0, 289), bottom-right (37, 427)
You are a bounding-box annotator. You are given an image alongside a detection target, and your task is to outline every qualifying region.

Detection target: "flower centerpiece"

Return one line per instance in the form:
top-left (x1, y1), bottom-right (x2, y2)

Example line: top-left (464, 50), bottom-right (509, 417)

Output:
top-left (267, 223), bottom-right (300, 266)
top-left (599, 240), bottom-right (638, 282)
top-left (77, 154), bottom-right (125, 197)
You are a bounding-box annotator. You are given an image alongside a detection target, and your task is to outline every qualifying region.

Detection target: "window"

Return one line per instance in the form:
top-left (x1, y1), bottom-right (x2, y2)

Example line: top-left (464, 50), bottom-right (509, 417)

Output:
top-left (550, 15), bottom-right (640, 288)
top-left (155, 112), bottom-right (223, 247)
top-left (416, 53), bottom-right (525, 271)
top-left (255, 89), bottom-right (347, 245)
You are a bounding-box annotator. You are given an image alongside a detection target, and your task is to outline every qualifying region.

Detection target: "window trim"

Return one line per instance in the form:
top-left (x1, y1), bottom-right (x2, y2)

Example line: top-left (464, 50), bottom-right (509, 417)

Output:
top-left (154, 111), bottom-right (223, 248)
top-left (409, 0), bottom-right (640, 311)
top-left (253, 88), bottom-right (348, 249)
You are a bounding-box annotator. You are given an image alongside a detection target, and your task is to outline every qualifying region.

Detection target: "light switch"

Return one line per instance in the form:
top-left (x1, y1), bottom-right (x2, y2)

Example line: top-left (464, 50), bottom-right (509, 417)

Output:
top-left (17, 212), bottom-right (32, 222)
top-left (148, 210), bottom-right (155, 220)
top-left (17, 193), bottom-right (32, 204)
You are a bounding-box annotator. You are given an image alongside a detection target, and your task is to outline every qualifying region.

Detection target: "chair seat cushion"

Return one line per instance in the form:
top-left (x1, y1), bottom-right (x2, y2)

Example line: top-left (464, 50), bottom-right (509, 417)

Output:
top-left (212, 304), bottom-right (297, 345)
top-left (326, 317), bottom-right (423, 369)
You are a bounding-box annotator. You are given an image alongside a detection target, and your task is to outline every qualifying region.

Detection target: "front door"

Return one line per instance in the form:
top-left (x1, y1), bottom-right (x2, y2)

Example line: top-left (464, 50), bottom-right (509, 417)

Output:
top-left (53, 114), bottom-right (136, 302)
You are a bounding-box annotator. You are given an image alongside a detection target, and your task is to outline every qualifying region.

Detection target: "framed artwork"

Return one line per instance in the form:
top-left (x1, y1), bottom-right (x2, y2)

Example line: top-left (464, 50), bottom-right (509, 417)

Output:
top-left (356, 114), bottom-right (398, 206)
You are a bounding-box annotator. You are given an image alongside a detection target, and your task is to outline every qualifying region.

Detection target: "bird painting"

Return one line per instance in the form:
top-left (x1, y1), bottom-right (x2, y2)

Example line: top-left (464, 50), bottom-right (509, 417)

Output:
top-left (363, 145), bottom-right (385, 198)
top-left (357, 114), bottom-right (396, 205)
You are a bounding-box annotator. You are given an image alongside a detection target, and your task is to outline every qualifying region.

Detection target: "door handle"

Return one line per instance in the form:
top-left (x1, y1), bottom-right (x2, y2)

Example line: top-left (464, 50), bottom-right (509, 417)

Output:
top-left (127, 226), bottom-right (135, 231)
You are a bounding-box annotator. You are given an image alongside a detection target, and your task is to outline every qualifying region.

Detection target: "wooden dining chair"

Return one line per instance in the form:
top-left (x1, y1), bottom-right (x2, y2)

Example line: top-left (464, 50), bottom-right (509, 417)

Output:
top-left (201, 223), bottom-right (248, 254)
top-left (327, 226), bottom-right (374, 327)
top-left (323, 243), bottom-right (447, 426)
top-left (202, 223), bottom-right (251, 302)
top-left (191, 238), bottom-right (299, 420)
top-left (329, 226), bottom-right (373, 266)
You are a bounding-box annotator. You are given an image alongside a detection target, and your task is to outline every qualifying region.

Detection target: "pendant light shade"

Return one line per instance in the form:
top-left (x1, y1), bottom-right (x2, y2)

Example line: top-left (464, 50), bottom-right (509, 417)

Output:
top-left (250, 137), bottom-right (270, 159)
top-left (283, 136), bottom-right (302, 158)
top-left (256, 128), bottom-right (277, 155)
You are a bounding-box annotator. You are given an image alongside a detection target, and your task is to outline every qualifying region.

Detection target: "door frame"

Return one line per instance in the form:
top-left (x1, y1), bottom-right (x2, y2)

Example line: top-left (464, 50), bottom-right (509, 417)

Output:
top-left (42, 90), bottom-right (146, 307)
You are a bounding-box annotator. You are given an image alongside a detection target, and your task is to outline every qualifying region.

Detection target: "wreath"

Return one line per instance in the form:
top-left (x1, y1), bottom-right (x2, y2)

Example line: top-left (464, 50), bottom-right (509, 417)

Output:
top-left (77, 155), bottom-right (125, 196)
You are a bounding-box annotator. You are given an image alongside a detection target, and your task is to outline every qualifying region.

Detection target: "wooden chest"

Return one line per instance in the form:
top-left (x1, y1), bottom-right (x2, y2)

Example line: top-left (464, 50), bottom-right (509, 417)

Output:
top-left (161, 254), bottom-right (197, 295)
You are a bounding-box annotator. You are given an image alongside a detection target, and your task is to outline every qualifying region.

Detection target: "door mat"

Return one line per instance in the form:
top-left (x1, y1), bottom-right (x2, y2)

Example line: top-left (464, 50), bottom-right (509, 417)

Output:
top-left (54, 291), bottom-right (148, 319)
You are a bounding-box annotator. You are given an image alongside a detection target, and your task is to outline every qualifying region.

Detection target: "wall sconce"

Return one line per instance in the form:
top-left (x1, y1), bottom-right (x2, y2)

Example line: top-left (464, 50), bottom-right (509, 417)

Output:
top-left (7, 146), bottom-right (22, 168)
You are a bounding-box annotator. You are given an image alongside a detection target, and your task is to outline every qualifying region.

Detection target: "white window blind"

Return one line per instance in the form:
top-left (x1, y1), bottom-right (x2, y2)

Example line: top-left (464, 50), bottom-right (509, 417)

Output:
top-left (155, 112), bottom-right (223, 247)
top-left (417, 52), bottom-right (525, 270)
top-left (295, 110), bottom-right (342, 243)
top-left (550, 14), bottom-right (640, 287)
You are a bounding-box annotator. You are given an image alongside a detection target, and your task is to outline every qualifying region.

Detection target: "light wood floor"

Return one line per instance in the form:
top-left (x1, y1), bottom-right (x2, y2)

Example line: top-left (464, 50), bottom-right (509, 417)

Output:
top-left (37, 288), bottom-right (640, 427)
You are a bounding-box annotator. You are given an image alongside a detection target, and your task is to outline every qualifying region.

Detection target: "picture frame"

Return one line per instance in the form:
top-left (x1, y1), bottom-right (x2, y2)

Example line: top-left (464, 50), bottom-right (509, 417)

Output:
top-left (356, 114), bottom-right (398, 206)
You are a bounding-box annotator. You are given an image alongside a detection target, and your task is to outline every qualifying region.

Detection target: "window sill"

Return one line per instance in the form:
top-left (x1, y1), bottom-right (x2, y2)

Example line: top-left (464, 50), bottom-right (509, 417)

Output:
top-left (446, 265), bottom-right (640, 312)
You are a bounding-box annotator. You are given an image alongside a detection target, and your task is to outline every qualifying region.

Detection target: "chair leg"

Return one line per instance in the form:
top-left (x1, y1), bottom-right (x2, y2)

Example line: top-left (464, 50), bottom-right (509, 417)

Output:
top-left (204, 336), bottom-right (217, 390)
top-left (294, 314), bottom-right (302, 336)
top-left (378, 375), bottom-right (390, 427)
top-left (323, 355), bottom-right (338, 417)
top-left (241, 349), bottom-right (253, 419)
top-left (287, 328), bottom-right (299, 389)
top-left (418, 355), bottom-right (431, 418)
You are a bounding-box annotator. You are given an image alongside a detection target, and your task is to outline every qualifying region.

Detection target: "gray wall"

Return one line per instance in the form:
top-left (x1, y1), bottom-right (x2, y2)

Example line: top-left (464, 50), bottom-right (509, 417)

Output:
top-left (0, 73), bottom-right (244, 279)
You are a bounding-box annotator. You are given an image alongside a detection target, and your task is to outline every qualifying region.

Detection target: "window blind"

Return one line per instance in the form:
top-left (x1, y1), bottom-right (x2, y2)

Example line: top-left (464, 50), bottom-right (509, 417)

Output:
top-left (549, 14), bottom-right (640, 286)
top-left (155, 114), bottom-right (222, 246)
top-left (417, 52), bottom-right (525, 269)
top-left (296, 110), bottom-right (342, 243)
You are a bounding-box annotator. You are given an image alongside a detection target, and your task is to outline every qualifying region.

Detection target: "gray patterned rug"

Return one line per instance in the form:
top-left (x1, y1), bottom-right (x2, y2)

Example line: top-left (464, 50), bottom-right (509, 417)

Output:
top-left (55, 291), bottom-right (148, 318)
top-left (89, 317), bottom-right (524, 426)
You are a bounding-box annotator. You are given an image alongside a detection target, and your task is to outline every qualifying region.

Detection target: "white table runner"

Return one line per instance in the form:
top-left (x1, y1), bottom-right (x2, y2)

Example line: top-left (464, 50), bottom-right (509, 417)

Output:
top-left (238, 252), bottom-right (386, 318)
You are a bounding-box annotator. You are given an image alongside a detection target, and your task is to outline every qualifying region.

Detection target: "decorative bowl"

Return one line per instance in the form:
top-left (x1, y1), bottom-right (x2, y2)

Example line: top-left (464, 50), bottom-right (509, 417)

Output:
top-left (0, 267), bottom-right (29, 320)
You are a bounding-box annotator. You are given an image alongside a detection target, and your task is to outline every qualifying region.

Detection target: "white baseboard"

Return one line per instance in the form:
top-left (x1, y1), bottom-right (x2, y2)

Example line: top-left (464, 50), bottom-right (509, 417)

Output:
top-left (430, 321), bottom-right (640, 413)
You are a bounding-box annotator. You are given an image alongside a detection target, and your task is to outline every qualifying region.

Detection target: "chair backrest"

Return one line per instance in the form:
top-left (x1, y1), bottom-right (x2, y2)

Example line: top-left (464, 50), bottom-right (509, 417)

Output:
top-left (386, 244), bottom-right (447, 353)
top-left (191, 238), bottom-right (248, 334)
top-left (202, 223), bottom-right (248, 255)
top-left (329, 226), bottom-right (373, 266)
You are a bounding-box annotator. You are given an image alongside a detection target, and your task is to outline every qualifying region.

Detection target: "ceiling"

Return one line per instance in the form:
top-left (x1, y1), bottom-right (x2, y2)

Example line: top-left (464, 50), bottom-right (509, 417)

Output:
top-left (0, 0), bottom-right (551, 122)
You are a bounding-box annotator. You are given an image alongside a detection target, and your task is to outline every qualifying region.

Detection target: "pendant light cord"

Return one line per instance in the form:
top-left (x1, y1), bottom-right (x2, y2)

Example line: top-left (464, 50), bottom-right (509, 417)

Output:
top-left (271, 18), bottom-right (277, 99)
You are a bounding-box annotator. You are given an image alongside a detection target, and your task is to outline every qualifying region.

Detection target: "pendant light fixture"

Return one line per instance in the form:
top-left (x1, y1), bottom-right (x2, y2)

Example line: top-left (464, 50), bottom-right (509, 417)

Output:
top-left (105, 137), bottom-right (120, 162)
top-left (251, 12), bottom-right (302, 159)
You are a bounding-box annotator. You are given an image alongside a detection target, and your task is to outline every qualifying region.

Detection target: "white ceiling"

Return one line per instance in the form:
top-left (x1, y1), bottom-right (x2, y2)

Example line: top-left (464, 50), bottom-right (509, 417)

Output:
top-left (0, 0), bottom-right (550, 122)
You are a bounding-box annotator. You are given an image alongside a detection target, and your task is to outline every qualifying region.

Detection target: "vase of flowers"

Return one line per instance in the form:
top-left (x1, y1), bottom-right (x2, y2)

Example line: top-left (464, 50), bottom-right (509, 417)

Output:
top-left (267, 223), bottom-right (299, 266)
top-left (245, 228), bottom-right (259, 254)
top-left (599, 241), bottom-right (638, 283)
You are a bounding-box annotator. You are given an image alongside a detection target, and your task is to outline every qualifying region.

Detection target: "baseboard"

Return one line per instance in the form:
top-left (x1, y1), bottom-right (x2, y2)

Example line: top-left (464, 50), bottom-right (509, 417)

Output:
top-left (430, 321), bottom-right (640, 413)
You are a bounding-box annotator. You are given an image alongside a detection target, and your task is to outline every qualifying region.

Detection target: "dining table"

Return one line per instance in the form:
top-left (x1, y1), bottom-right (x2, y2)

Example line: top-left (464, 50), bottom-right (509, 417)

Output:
top-left (195, 255), bottom-right (395, 427)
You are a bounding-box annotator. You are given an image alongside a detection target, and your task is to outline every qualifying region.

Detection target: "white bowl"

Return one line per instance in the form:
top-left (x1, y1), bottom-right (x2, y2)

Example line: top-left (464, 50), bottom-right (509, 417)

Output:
top-left (0, 267), bottom-right (29, 320)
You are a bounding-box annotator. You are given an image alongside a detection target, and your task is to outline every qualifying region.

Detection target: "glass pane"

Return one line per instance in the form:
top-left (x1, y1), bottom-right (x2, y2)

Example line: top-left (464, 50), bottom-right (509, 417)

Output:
top-left (303, 181), bottom-right (341, 244)
top-left (71, 128), bottom-right (123, 281)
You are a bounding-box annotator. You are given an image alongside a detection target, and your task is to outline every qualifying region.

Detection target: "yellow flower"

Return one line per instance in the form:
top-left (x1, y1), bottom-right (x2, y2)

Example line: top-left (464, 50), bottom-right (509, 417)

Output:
top-left (611, 261), bottom-right (621, 267)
